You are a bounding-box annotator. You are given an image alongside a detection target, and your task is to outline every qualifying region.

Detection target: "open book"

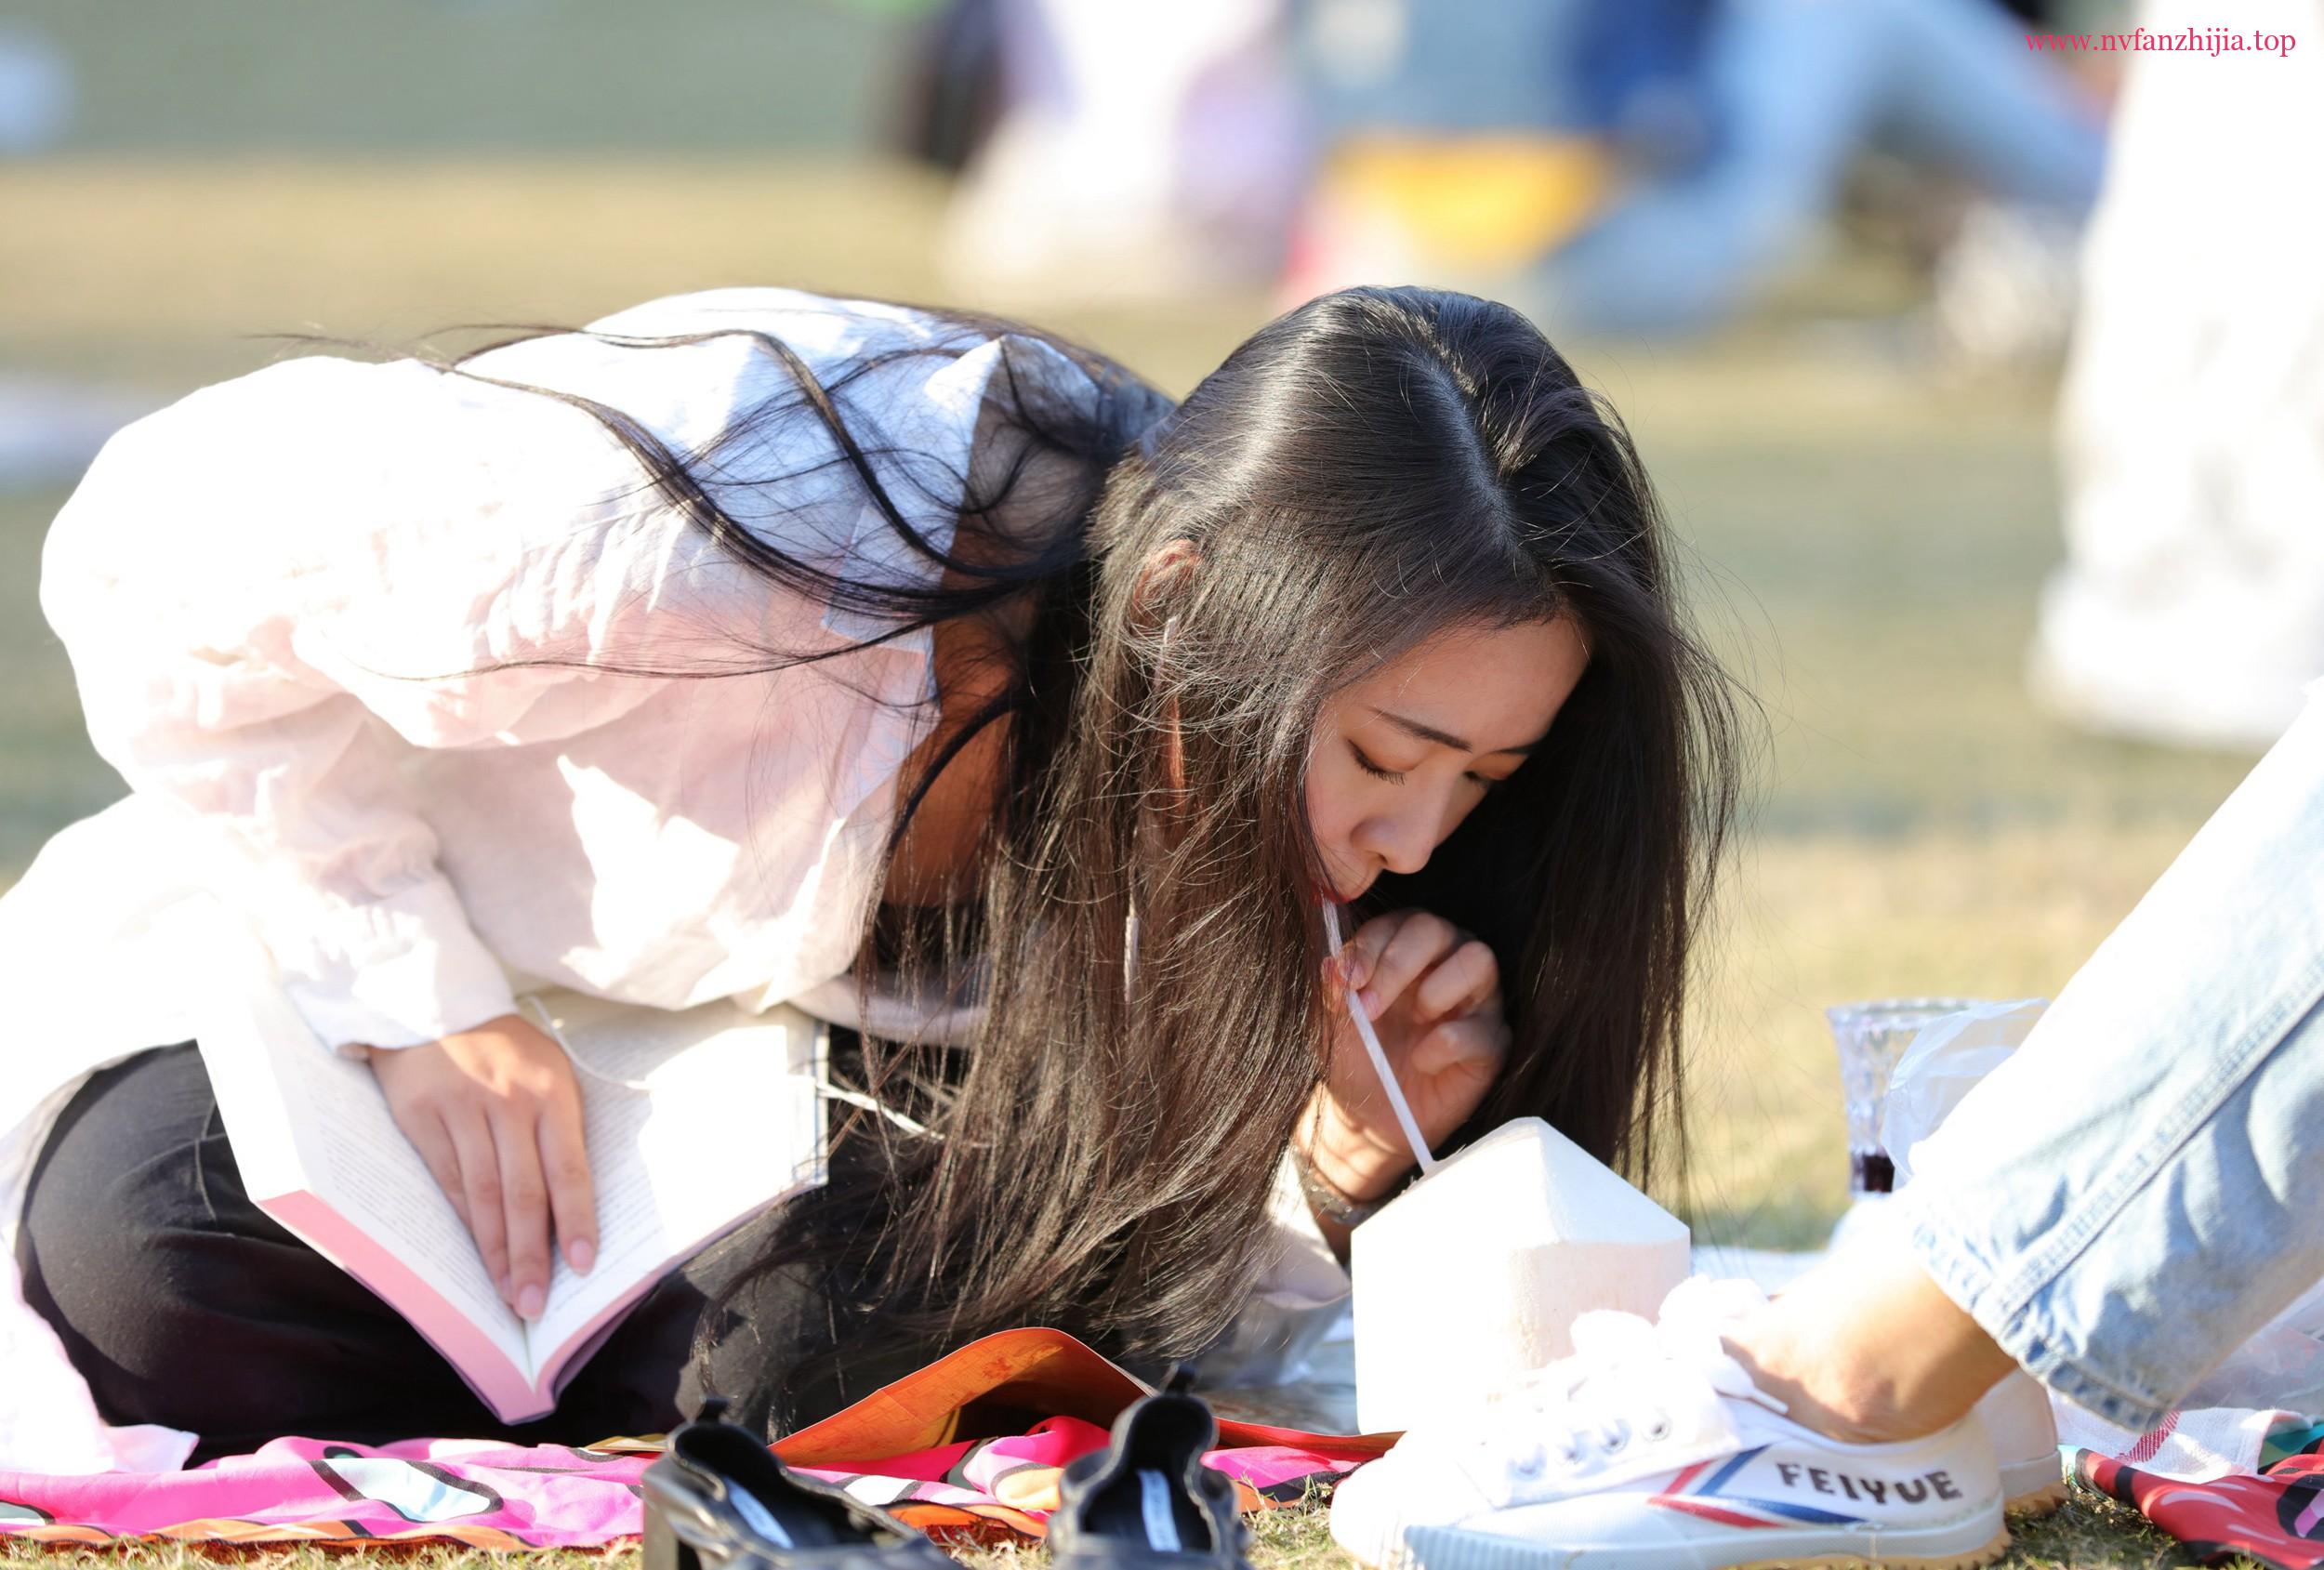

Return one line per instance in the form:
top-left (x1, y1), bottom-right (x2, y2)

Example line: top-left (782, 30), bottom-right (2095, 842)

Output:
top-left (194, 930), bottom-right (825, 1423)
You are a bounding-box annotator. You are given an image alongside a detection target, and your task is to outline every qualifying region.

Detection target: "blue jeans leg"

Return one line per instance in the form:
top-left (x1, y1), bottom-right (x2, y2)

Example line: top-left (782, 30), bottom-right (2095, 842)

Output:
top-left (1899, 690), bottom-right (2324, 1430)
top-left (1537, 0), bottom-right (2106, 336)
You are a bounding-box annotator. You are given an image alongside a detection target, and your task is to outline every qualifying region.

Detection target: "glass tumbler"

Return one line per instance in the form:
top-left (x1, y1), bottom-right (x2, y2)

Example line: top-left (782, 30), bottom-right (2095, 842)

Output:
top-left (1824, 997), bottom-right (1982, 1194)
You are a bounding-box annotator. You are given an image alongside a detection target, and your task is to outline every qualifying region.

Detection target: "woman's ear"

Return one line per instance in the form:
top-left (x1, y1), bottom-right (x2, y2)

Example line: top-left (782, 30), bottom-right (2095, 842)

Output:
top-left (1128, 538), bottom-right (1202, 630)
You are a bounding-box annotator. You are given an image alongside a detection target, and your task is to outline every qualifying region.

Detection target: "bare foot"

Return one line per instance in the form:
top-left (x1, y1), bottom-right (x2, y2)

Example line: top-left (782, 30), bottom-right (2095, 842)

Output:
top-left (1721, 1238), bottom-right (2021, 1445)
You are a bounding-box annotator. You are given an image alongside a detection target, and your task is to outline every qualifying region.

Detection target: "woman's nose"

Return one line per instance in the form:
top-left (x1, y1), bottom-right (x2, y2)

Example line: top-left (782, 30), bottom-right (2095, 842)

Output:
top-left (1355, 798), bottom-right (1444, 877)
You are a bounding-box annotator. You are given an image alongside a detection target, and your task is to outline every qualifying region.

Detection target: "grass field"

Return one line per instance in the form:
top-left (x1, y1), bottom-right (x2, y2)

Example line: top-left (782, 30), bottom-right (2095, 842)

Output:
top-left (0, 155), bottom-right (2268, 1568)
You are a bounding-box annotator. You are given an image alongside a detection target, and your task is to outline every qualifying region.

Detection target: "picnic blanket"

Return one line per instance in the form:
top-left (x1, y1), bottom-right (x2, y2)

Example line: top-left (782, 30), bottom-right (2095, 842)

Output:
top-left (2060, 1409), bottom-right (2324, 1570)
top-left (0, 1327), bottom-right (1390, 1549)
top-left (27, 1265), bottom-right (2324, 1564)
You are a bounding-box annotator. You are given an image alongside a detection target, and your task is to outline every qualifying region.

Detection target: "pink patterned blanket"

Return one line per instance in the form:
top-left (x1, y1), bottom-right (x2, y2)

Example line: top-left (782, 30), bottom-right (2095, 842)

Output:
top-left (0, 1418), bottom-right (1367, 1550)
top-left (0, 1327), bottom-right (1389, 1548)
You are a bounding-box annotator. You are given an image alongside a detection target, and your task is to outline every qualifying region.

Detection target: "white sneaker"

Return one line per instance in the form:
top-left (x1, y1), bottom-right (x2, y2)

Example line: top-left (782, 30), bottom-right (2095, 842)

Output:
top-left (1821, 1207), bottom-right (2063, 1516)
top-left (1976, 1372), bottom-right (2065, 1516)
top-left (1331, 1281), bottom-right (2009, 1570)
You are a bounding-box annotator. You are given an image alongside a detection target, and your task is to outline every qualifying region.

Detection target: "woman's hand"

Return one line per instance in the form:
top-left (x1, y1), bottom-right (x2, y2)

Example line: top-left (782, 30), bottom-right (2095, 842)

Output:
top-left (1304, 908), bottom-right (1512, 1206)
top-left (365, 1014), bottom-right (598, 1320)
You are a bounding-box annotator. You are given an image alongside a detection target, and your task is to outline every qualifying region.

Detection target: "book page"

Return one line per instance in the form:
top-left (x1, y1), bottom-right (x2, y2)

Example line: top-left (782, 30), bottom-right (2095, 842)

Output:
top-left (522, 990), bottom-right (825, 1373)
top-left (195, 930), bottom-right (533, 1386)
top-left (296, 1048), bottom-right (527, 1354)
top-left (195, 927), bottom-right (827, 1415)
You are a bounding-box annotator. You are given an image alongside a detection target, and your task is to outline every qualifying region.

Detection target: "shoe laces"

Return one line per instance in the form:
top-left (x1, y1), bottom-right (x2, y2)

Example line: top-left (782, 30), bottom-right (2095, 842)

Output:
top-left (1472, 1277), bottom-right (1787, 1486)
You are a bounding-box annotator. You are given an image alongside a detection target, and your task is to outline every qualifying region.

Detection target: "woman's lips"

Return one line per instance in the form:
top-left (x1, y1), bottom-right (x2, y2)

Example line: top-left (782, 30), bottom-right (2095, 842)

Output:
top-left (1308, 858), bottom-right (1373, 905)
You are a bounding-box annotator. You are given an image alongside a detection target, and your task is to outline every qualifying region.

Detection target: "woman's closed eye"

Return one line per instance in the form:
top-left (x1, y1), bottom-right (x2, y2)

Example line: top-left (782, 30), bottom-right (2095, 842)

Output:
top-left (1350, 741), bottom-right (1507, 792)
top-left (1349, 742), bottom-right (1406, 784)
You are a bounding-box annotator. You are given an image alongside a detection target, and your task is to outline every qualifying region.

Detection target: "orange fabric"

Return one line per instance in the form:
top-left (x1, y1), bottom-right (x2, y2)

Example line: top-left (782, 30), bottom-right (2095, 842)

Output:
top-left (773, 1326), bottom-right (1399, 1465)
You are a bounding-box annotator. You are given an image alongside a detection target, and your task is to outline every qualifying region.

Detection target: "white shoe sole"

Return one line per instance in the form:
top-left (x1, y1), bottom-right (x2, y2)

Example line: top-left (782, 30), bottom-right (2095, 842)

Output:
top-left (2003, 1478), bottom-right (2069, 1518)
top-left (1998, 1450), bottom-right (2067, 1518)
top-left (1336, 1494), bottom-right (2010, 1570)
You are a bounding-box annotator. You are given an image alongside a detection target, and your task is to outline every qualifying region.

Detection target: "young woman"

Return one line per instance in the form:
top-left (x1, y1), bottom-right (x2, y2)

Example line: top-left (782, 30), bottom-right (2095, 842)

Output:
top-left (0, 284), bottom-right (1739, 1461)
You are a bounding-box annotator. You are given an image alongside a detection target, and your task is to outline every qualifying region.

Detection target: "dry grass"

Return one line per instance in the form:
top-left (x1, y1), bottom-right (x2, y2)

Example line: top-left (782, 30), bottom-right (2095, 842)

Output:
top-left (0, 1490), bottom-right (2273, 1570)
top-left (0, 154), bottom-right (2271, 1567)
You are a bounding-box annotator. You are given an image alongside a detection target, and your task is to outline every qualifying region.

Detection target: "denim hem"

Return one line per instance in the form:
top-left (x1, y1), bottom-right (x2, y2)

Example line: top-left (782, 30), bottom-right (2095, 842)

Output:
top-left (1976, 948), bottom-right (2324, 1320)
top-left (1905, 1211), bottom-right (2173, 1433)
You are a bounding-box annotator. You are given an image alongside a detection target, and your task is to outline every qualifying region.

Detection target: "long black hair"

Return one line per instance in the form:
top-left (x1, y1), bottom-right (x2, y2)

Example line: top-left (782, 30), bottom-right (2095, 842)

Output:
top-left (421, 284), bottom-right (1741, 1425)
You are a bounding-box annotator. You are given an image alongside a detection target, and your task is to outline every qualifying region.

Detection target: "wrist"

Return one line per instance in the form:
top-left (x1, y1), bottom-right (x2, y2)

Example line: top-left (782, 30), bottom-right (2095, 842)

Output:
top-left (1292, 1140), bottom-right (1385, 1230)
top-left (1297, 1088), bottom-right (1414, 1204)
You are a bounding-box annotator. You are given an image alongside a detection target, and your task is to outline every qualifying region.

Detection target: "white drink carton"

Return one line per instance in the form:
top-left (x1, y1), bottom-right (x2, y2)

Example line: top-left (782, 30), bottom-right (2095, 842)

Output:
top-left (1352, 1115), bottom-right (1689, 1432)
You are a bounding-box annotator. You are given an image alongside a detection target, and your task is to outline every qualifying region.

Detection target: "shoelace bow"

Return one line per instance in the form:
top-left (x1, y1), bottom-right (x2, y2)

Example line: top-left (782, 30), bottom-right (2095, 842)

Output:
top-left (1475, 1293), bottom-right (1789, 1483)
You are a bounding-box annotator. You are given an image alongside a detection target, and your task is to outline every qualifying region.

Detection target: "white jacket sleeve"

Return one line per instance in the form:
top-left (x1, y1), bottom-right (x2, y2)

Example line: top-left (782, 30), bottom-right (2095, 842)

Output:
top-left (1198, 1151), bottom-right (1354, 1387)
top-left (39, 354), bottom-right (679, 1051)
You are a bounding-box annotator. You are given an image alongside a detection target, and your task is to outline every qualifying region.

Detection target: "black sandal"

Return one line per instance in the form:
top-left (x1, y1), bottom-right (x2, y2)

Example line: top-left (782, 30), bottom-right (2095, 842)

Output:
top-left (1049, 1370), bottom-right (1253, 1570)
top-left (642, 1398), bottom-right (953, 1570)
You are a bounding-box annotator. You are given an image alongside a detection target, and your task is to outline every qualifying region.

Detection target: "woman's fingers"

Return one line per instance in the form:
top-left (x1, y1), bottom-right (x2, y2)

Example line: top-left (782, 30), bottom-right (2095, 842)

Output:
top-left (1321, 910), bottom-right (1511, 1157)
top-left (1411, 1011), bottom-right (1512, 1080)
top-left (1360, 911), bottom-right (1463, 1021)
top-left (445, 1107), bottom-right (513, 1304)
top-left (365, 1021), bottom-right (595, 1317)
top-left (537, 1091), bottom-right (599, 1278)
top-left (1414, 938), bottom-right (1500, 1023)
top-left (402, 1109), bottom-right (471, 1232)
top-left (494, 1108), bottom-right (554, 1320)
top-left (1330, 911), bottom-right (1400, 996)
top-left (1331, 913), bottom-right (1497, 1024)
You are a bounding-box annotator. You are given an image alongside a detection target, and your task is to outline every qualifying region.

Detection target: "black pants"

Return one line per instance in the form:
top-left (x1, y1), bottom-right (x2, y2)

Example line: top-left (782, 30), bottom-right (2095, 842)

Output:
top-left (15, 1044), bottom-right (919, 1461)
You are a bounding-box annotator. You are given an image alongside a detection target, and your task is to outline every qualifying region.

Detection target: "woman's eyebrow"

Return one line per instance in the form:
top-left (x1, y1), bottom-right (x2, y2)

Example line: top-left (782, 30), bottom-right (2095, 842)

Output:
top-left (1369, 706), bottom-right (1543, 757)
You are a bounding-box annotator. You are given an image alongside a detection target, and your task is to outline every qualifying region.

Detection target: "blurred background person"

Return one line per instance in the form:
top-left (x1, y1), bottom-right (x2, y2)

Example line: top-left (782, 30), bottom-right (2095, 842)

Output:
top-left (0, 16), bottom-right (70, 154)
top-left (0, 14), bottom-right (123, 495)
top-left (931, 0), bottom-right (1311, 308)
top-left (2030, 0), bottom-right (2324, 751)
top-left (1285, 0), bottom-right (2107, 345)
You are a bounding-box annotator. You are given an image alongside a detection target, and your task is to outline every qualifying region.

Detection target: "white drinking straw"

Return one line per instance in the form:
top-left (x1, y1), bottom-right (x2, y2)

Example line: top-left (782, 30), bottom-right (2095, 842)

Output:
top-left (1322, 901), bottom-right (1439, 1177)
